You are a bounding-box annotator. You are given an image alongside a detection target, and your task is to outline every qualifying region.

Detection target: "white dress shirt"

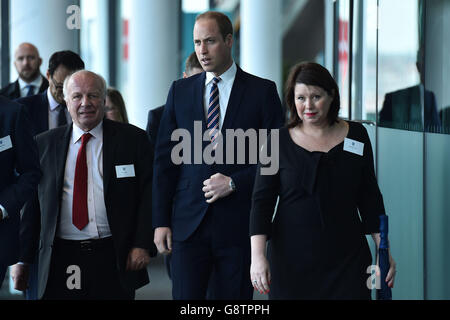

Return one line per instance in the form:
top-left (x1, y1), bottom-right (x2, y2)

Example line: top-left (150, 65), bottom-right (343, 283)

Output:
top-left (18, 76), bottom-right (43, 97)
top-left (47, 89), bottom-right (70, 129)
top-left (203, 61), bottom-right (237, 129)
top-left (57, 121), bottom-right (112, 240)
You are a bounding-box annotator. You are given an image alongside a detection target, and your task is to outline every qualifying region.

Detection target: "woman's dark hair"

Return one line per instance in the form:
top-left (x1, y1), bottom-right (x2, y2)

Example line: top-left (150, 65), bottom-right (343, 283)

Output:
top-left (285, 62), bottom-right (340, 128)
top-left (106, 88), bottom-right (129, 124)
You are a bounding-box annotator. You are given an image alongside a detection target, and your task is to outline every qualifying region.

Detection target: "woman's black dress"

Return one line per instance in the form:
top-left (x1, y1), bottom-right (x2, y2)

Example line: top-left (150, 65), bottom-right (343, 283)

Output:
top-left (250, 121), bottom-right (386, 299)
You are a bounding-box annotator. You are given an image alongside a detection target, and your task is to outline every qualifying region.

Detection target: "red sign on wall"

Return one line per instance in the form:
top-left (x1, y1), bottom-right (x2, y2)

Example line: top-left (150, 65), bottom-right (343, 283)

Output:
top-left (338, 19), bottom-right (349, 83)
top-left (123, 19), bottom-right (129, 61)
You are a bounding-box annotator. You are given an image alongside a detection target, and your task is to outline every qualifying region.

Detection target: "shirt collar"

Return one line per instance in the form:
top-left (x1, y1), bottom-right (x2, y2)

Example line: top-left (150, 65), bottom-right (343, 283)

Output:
top-left (18, 75), bottom-right (43, 90)
top-left (72, 120), bottom-right (103, 145)
top-left (205, 61), bottom-right (237, 86)
top-left (47, 88), bottom-right (60, 111)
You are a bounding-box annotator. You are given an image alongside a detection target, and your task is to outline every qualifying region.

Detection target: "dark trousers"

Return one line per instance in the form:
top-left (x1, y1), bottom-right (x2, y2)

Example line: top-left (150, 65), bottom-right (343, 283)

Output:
top-left (171, 211), bottom-right (253, 300)
top-left (42, 237), bottom-right (134, 300)
top-left (25, 259), bottom-right (38, 300)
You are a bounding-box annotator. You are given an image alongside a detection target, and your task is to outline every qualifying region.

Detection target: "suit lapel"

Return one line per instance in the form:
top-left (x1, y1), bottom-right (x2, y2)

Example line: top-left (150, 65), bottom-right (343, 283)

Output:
top-left (102, 119), bottom-right (117, 197)
top-left (193, 72), bottom-right (207, 133)
top-left (39, 75), bottom-right (49, 92)
top-left (40, 92), bottom-right (50, 131)
top-left (55, 124), bottom-right (72, 206)
top-left (221, 66), bottom-right (246, 132)
top-left (13, 80), bottom-right (20, 98)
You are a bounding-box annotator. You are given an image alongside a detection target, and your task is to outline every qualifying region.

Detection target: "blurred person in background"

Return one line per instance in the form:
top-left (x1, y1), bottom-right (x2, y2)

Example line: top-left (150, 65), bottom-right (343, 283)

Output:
top-left (105, 88), bottom-right (129, 123)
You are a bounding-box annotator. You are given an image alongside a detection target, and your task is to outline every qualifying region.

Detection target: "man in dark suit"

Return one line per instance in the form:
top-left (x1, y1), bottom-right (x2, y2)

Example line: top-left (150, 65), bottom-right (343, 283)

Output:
top-left (19, 70), bottom-right (156, 299)
top-left (146, 52), bottom-right (203, 280)
top-left (10, 51), bottom-right (85, 299)
top-left (0, 97), bottom-right (41, 286)
top-left (153, 11), bottom-right (283, 300)
top-left (15, 50), bottom-right (85, 135)
top-left (0, 43), bottom-right (48, 100)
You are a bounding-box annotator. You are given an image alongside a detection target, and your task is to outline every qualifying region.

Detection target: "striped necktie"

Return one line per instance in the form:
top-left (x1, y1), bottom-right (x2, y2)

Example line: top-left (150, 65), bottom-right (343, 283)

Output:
top-left (207, 77), bottom-right (221, 145)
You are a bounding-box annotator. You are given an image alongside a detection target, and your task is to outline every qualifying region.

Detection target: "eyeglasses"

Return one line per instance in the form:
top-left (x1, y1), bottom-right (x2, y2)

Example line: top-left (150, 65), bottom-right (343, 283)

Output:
top-left (50, 76), bottom-right (64, 91)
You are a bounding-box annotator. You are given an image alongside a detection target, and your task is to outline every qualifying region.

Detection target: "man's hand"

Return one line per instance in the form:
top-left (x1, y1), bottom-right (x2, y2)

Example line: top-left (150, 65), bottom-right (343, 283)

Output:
top-left (202, 173), bottom-right (234, 204)
top-left (154, 227), bottom-right (172, 255)
top-left (126, 248), bottom-right (150, 271)
top-left (10, 264), bottom-right (29, 291)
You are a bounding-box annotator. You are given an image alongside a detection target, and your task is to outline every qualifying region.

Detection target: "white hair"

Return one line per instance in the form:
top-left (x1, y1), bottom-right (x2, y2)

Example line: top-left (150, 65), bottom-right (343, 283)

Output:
top-left (63, 70), bottom-right (107, 102)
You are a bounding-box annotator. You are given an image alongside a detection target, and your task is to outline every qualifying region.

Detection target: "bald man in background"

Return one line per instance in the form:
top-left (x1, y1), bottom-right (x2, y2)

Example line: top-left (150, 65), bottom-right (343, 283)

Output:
top-left (0, 43), bottom-right (48, 100)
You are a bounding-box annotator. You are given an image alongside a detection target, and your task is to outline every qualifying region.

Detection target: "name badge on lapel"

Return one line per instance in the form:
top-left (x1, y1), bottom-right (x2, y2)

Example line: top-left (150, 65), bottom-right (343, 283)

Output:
top-left (0, 135), bottom-right (13, 153)
top-left (343, 138), bottom-right (364, 156)
top-left (115, 164), bottom-right (135, 178)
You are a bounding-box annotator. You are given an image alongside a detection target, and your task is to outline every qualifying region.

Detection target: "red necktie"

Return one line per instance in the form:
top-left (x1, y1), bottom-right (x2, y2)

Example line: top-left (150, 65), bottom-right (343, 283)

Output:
top-left (72, 133), bottom-right (92, 230)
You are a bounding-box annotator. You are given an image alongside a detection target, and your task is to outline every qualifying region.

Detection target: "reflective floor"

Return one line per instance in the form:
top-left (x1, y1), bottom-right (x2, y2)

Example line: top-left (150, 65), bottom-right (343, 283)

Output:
top-left (0, 255), bottom-right (267, 300)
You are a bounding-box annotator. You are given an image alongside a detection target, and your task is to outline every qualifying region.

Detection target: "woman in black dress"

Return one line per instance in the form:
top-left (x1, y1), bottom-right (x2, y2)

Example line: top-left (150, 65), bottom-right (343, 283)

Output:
top-left (249, 62), bottom-right (396, 299)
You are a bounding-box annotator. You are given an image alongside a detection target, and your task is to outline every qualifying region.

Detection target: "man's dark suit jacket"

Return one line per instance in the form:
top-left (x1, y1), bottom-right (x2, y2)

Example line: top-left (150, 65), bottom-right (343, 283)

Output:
top-left (22, 119), bottom-right (156, 299)
top-left (16, 91), bottom-right (68, 254)
top-left (146, 105), bottom-right (164, 148)
top-left (0, 76), bottom-right (49, 100)
top-left (379, 85), bottom-right (441, 132)
top-left (152, 66), bottom-right (283, 246)
top-left (15, 90), bottom-right (68, 136)
top-left (0, 98), bottom-right (41, 266)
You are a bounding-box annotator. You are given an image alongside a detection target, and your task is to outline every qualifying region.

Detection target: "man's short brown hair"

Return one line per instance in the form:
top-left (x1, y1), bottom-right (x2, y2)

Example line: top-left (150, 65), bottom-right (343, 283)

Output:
top-left (196, 11), bottom-right (233, 41)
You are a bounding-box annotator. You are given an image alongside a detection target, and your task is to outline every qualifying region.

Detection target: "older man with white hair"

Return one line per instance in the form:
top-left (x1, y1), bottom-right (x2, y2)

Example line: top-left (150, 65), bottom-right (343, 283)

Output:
top-left (19, 70), bottom-right (156, 300)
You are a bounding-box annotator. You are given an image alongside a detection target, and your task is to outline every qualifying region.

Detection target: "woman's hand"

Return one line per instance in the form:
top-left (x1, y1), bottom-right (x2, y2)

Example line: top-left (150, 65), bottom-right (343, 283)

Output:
top-left (250, 254), bottom-right (271, 295)
top-left (385, 253), bottom-right (396, 288)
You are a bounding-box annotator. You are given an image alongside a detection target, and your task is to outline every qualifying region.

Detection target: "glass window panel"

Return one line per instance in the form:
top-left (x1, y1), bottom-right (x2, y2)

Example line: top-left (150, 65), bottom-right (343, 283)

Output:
top-left (377, 0), bottom-right (426, 132)
top-left (424, 0), bottom-right (450, 134)
top-left (351, 0), bottom-right (377, 122)
top-left (80, 0), bottom-right (109, 81)
top-left (424, 0), bottom-right (450, 300)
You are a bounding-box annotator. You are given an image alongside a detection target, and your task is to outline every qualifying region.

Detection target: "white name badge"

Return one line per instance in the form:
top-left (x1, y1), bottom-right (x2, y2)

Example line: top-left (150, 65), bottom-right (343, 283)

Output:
top-left (0, 135), bottom-right (13, 153)
top-left (343, 138), bottom-right (364, 156)
top-left (115, 164), bottom-right (135, 178)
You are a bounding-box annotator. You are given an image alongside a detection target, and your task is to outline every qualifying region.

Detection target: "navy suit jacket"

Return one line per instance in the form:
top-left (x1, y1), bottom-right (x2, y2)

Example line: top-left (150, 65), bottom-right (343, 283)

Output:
top-left (0, 97), bottom-right (41, 266)
top-left (146, 105), bottom-right (164, 149)
top-left (0, 76), bottom-right (49, 101)
top-left (152, 66), bottom-right (283, 245)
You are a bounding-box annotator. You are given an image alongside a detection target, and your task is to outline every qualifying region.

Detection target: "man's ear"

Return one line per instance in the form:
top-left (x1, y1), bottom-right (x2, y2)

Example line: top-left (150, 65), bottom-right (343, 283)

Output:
top-left (225, 34), bottom-right (233, 48)
top-left (183, 72), bottom-right (188, 79)
top-left (46, 70), bottom-right (51, 81)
